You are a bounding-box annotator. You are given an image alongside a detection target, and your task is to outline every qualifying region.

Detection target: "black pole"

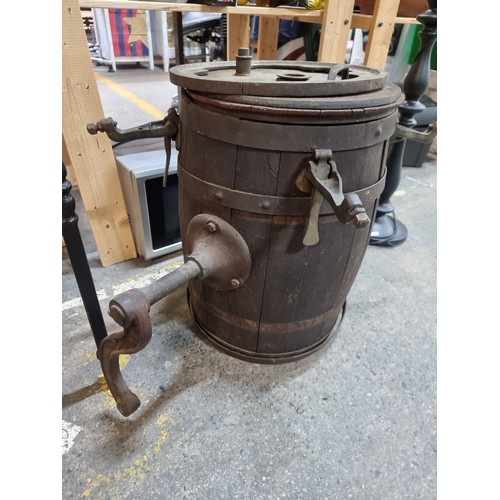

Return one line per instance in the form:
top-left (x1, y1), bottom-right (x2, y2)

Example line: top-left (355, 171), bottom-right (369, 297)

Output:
top-left (62, 162), bottom-right (107, 350)
top-left (370, 0), bottom-right (437, 247)
top-left (173, 12), bottom-right (185, 66)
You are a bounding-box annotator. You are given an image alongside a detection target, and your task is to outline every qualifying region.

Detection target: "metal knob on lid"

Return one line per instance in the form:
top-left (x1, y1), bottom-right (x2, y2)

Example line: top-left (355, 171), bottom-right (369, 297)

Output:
top-left (235, 47), bottom-right (252, 76)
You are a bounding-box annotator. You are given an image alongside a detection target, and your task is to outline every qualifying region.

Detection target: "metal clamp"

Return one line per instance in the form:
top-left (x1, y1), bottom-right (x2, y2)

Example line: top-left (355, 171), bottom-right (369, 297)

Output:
top-left (396, 122), bottom-right (437, 143)
top-left (296, 149), bottom-right (370, 246)
top-left (87, 107), bottom-right (180, 187)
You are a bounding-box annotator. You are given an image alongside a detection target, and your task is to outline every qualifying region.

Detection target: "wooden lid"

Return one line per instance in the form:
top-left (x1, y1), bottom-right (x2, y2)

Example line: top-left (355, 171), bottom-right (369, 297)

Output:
top-left (169, 60), bottom-right (390, 99)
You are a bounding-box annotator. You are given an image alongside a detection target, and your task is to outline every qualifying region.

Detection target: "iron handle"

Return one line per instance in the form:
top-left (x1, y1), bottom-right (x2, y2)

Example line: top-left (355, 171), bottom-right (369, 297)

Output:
top-left (327, 64), bottom-right (350, 81)
top-left (87, 107), bottom-right (179, 142)
top-left (87, 107), bottom-right (180, 187)
top-left (396, 122), bottom-right (437, 143)
top-left (98, 214), bottom-right (252, 417)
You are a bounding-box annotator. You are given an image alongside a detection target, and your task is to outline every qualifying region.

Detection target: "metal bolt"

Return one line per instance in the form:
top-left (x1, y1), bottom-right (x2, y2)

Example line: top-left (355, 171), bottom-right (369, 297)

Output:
top-left (353, 212), bottom-right (370, 228)
top-left (109, 304), bottom-right (127, 327)
top-left (231, 279), bottom-right (241, 289)
top-left (344, 19), bottom-right (349, 25)
top-left (377, 22), bottom-right (384, 27)
top-left (87, 123), bottom-right (99, 135)
top-left (261, 201), bottom-right (270, 210)
top-left (206, 221), bottom-right (217, 233)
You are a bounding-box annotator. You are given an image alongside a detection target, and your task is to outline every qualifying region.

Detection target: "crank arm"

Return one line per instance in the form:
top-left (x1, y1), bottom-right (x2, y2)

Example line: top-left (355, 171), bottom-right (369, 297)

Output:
top-left (98, 215), bottom-right (252, 417)
top-left (99, 289), bottom-right (153, 417)
top-left (87, 107), bottom-right (180, 187)
top-left (87, 108), bottom-right (179, 143)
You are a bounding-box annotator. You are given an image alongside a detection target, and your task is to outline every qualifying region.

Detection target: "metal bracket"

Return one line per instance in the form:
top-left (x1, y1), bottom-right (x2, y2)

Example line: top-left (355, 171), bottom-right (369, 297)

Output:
top-left (87, 107), bottom-right (180, 187)
top-left (297, 149), bottom-right (370, 246)
top-left (396, 122), bottom-right (437, 143)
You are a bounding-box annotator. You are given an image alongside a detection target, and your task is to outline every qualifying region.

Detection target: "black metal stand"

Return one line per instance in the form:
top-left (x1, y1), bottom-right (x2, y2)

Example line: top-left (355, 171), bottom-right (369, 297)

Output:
top-left (370, 0), bottom-right (437, 247)
top-left (172, 12), bottom-right (185, 66)
top-left (62, 162), bottom-right (107, 350)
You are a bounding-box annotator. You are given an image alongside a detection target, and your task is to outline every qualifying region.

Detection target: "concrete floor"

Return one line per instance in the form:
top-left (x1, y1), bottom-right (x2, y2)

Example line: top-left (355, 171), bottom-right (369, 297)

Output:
top-left (62, 62), bottom-right (437, 499)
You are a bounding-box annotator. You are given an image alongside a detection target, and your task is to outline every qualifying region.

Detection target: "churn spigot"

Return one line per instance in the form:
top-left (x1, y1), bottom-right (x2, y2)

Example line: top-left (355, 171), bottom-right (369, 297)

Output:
top-left (97, 214), bottom-right (252, 417)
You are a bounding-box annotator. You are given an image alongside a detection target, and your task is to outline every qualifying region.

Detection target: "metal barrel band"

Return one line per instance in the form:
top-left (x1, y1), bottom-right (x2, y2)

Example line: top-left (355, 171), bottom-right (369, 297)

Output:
top-left (188, 287), bottom-right (346, 364)
top-left (180, 91), bottom-right (398, 152)
top-left (186, 88), bottom-right (404, 119)
top-left (178, 162), bottom-right (386, 218)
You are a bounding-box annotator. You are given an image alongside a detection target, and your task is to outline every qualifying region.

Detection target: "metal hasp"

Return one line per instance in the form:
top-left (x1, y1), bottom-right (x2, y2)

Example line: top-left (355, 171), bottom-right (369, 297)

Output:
top-left (396, 122), bottom-right (437, 143)
top-left (296, 149), bottom-right (370, 246)
top-left (97, 214), bottom-right (252, 417)
top-left (87, 107), bottom-right (180, 187)
top-left (370, 0), bottom-right (437, 247)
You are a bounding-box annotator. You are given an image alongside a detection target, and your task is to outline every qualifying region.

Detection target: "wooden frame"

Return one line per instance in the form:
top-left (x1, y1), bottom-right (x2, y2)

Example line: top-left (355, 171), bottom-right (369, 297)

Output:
top-left (63, 0), bottom-right (137, 266)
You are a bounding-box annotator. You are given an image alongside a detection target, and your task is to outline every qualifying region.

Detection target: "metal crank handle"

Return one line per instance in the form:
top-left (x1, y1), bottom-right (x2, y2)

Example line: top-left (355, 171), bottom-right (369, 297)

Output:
top-left (87, 107), bottom-right (180, 187)
top-left (98, 262), bottom-right (201, 417)
top-left (98, 214), bottom-right (252, 417)
top-left (396, 122), bottom-right (437, 143)
top-left (87, 107), bottom-right (179, 143)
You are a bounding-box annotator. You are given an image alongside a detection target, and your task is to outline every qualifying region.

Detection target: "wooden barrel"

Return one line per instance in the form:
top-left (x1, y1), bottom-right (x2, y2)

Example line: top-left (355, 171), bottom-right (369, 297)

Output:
top-left (170, 60), bottom-right (402, 363)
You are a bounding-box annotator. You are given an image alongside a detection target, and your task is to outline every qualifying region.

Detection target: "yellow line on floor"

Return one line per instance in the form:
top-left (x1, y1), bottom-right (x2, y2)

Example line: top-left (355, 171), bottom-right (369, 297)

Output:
top-left (95, 72), bottom-right (165, 120)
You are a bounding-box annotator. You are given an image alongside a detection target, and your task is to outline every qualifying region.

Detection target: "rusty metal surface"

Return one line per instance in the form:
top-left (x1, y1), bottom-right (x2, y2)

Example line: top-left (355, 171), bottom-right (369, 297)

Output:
top-left (96, 215), bottom-right (252, 416)
top-left (184, 214), bottom-right (252, 292)
top-left (87, 107), bottom-right (180, 187)
top-left (170, 60), bottom-right (387, 97)
top-left (99, 288), bottom-right (153, 417)
top-left (87, 107), bottom-right (179, 142)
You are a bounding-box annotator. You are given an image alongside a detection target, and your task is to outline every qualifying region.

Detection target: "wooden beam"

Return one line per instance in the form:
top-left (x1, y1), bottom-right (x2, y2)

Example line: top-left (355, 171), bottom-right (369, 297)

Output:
top-left (227, 13), bottom-right (250, 60)
top-left (363, 0), bottom-right (401, 70)
top-left (352, 12), bottom-right (419, 30)
top-left (78, 1), bottom-right (323, 23)
top-left (317, 0), bottom-right (356, 63)
top-left (256, 17), bottom-right (279, 60)
top-left (63, 0), bottom-right (137, 266)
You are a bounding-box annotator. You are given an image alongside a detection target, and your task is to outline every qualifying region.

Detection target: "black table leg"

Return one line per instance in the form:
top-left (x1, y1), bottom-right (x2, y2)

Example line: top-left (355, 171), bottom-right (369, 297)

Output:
top-left (370, 0), bottom-right (437, 247)
top-left (62, 162), bottom-right (107, 350)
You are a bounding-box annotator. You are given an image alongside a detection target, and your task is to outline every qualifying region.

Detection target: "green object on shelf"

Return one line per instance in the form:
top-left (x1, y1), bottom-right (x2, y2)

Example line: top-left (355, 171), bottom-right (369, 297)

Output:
top-left (407, 24), bottom-right (437, 70)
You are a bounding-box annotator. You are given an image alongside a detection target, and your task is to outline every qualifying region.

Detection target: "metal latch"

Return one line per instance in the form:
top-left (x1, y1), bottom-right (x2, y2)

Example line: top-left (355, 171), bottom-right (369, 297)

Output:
top-left (396, 122), bottom-right (437, 143)
top-left (296, 149), bottom-right (370, 246)
top-left (87, 107), bottom-right (180, 187)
